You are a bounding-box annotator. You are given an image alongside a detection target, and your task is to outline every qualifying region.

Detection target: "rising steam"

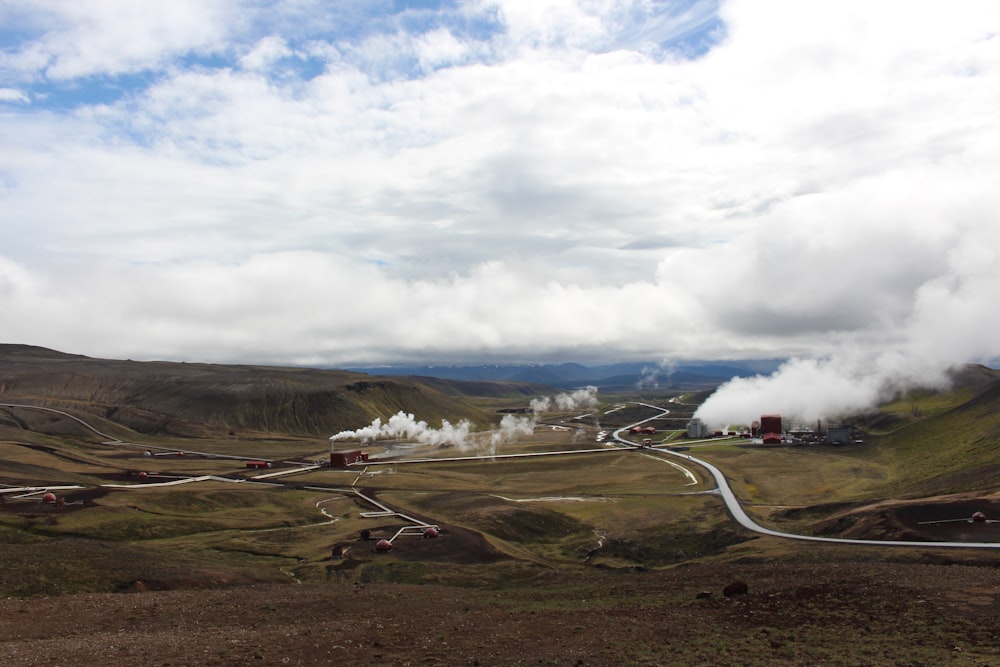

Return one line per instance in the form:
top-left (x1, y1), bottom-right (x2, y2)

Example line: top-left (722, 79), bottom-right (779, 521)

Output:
top-left (330, 412), bottom-right (472, 446)
top-left (330, 386), bottom-right (599, 456)
top-left (693, 350), bottom-right (954, 428)
top-left (637, 360), bottom-right (677, 389)
top-left (529, 386), bottom-right (599, 413)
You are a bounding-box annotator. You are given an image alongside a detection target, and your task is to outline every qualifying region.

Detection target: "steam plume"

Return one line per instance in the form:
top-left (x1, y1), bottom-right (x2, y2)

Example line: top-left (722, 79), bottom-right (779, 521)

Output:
top-left (637, 360), bottom-right (676, 389)
top-left (529, 386), bottom-right (599, 413)
top-left (694, 350), bottom-right (954, 428)
top-left (330, 412), bottom-right (472, 446)
top-left (330, 387), bottom-right (599, 457)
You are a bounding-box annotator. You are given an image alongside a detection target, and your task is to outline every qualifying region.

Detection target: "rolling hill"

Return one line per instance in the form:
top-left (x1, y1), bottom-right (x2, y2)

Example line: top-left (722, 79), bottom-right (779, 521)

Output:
top-left (869, 365), bottom-right (1000, 496)
top-left (0, 345), bottom-right (543, 438)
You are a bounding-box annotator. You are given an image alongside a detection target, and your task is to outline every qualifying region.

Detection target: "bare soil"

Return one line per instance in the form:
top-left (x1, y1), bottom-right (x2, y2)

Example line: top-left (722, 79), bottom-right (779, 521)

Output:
top-left (1, 561), bottom-right (998, 666)
top-left (809, 493), bottom-right (1000, 543)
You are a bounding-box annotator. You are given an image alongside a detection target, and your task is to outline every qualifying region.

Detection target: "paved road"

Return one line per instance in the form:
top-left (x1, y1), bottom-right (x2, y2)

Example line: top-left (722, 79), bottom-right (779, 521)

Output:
top-left (5, 400), bottom-right (1000, 549)
top-left (1, 402), bottom-right (278, 463)
top-left (1, 402), bottom-right (122, 442)
top-left (615, 403), bottom-right (1000, 550)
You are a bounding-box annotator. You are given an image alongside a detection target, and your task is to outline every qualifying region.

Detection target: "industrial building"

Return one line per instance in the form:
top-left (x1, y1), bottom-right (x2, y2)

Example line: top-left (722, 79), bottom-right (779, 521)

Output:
top-left (686, 418), bottom-right (710, 438)
top-left (759, 414), bottom-right (782, 443)
top-left (827, 426), bottom-right (852, 445)
top-left (331, 450), bottom-right (368, 468)
top-left (329, 434), bottom-right (369, 468)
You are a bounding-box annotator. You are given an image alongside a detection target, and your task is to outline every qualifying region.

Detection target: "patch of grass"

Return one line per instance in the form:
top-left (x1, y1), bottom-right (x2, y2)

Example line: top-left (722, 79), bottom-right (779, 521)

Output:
top-left (872, 386), bottom-right (1000, 496)
top-left (362, 449), bottom-right (710, 497)
top-left (697, 445), bottom-right (889, 508)
top-left (0, 536), bottom-right (283, 596)
top-left (874, 387), bottom-right (977, 429)
top-left (4, 377), bottom-right (1000, 598)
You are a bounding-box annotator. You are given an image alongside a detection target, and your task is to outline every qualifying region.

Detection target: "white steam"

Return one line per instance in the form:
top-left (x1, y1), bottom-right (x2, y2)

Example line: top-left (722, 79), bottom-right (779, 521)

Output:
top-left (482, 413), bottom-right (536, 457)
top-left (329, 410), bottom-right (534, 457)
top-left (637, 360), bottom-right (676, 389)
top-left (330, 387), bottom-right (599, 456)
top-left (694, 351), bottom-right (955, 428)
top-left (529, 386), bottom-right (599, 413)
top-left (330, 412), bottom-right (472, 446)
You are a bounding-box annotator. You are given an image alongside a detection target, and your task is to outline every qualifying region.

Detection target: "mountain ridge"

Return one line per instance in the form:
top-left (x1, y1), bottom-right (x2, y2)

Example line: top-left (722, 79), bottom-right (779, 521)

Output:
top-left (0, 344), bottom-right (543, 438)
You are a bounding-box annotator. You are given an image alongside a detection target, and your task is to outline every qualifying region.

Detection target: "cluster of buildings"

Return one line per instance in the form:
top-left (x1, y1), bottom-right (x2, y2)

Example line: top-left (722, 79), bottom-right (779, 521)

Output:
top-left (686, 414), bottom-right (864, 446)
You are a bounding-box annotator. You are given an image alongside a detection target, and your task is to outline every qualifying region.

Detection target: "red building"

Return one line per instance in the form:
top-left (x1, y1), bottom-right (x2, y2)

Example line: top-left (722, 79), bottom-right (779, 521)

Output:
top-left (331, 450), bottom-right (369, 468)
top-left (760, 414), bottom-right (782, 437)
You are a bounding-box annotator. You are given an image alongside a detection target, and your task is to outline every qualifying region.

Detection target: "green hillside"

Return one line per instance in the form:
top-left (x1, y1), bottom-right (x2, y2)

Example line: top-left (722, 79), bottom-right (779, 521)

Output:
top-left (0, 345), bottom-right (537, 437)
top-left (870, 367), bottom-right (1000, 497)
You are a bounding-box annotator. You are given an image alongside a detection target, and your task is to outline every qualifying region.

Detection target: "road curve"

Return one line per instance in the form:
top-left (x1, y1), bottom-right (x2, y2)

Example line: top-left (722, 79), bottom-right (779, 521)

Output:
top-left (5, 400), bottom-right (999, 549)
top-left (615, 404), bottom-right (1000, 550)
top-left (1, 402), bottom-right (122, 442)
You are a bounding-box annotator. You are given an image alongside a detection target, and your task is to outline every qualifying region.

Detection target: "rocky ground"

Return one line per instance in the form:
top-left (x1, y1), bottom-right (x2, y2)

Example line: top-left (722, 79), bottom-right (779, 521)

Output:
top-left (1, 561), bottom-right (998, 666)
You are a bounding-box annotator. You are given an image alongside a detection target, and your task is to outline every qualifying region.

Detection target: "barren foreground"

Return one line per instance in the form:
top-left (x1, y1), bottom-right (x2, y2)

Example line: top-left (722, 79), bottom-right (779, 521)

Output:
top-left (1, 561), bottom-right (998, 666)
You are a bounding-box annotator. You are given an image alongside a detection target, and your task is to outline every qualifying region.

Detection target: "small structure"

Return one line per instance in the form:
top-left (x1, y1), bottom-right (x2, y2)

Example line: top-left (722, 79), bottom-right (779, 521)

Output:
top-left (375, 539), bottom-right (393, 552)
top-left (245, 460), bottom-right (271, 469)
top-left (331, 450), bottom-right (368, 468)
top-left (827, 426), bottom-right (852, 445)
top-left (686, 418), bottom-right (709, 439)
top-left (42, 492), bottom-right (57, 503)
top-left (423, 527), bottom-right (439, 539)
top-left (329, 436), bottom-right (369, 469)
top-left (760, 415), bottom-right (782, 437)
top-left (972, 511), bottom-right (987, 523)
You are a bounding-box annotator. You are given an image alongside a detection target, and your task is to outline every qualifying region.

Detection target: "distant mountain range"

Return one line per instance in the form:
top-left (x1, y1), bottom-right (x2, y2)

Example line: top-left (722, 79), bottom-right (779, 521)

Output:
top-left (345, 360), bottom-right (784, 390)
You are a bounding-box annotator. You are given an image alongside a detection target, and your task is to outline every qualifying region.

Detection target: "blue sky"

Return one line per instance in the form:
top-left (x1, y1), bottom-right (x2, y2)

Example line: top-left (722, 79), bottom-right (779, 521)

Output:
top-left (2, 0), bottom-right (1000, 422)
top-left (2, 0), bottom-right (722, 109)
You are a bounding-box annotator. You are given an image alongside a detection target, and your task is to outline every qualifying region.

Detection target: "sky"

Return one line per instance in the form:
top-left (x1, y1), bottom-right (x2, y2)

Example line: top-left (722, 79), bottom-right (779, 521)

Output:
top-left (3, 1), bottom-right (1000, 423)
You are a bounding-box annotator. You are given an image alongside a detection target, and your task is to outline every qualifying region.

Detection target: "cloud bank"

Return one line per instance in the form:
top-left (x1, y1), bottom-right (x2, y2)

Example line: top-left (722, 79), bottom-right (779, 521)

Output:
top-left (2, 1), bottom-right (998, 420)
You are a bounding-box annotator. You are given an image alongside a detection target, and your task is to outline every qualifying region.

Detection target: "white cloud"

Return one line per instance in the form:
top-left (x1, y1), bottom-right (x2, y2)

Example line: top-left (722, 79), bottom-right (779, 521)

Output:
top-left (239, 36), bottom-right (293, 72)
top-left (1, 0), bottom-right (999, 406)
top-left (0, 87), bottom-right (30, 103)
top-left (487, 0), bottom-right (609, 49)
top-left (1, 0), bottom-right (237, 81)
top-left (416, 28), bottom-right (470, 71)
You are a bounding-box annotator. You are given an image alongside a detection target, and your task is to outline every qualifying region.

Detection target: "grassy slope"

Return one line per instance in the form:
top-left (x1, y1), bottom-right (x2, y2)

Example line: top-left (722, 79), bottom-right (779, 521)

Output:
top-left (652, 367), bottom-right (1000, 537)
top-left (871, 376), bottom-right (1000, 497)
top-left (0, 344), bottom-right (542, 437)
top-left (2, 351), bottom-right (999, 597)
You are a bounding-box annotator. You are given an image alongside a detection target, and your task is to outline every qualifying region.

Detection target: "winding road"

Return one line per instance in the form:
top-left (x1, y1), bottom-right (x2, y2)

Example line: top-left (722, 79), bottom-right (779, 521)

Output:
top-left (612, 404), bottom-right (1000, 550)
top-left (3, 401), bottom-right (1000, 550)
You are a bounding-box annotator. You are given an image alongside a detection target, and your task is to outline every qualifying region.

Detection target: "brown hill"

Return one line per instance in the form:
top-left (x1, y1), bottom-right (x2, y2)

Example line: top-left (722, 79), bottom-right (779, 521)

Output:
top-left (0, 345), bottom-right (537, 438)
